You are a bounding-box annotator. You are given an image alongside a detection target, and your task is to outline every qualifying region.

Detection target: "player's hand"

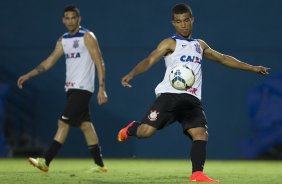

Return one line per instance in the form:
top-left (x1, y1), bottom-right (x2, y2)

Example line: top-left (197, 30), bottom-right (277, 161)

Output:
top-left (253, 66), bottom-right (270, 75)
top-left (97, 89), bottom-right (108, 105)
top-left (17, 74), bottom-right (30, 89)
top-left (121, 74), bottom-right (133, 88)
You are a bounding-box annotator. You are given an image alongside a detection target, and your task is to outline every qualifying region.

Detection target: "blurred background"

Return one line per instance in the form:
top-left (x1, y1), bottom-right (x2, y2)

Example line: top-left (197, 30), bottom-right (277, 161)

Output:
top-left (0, 0), bottom-right (281, 160)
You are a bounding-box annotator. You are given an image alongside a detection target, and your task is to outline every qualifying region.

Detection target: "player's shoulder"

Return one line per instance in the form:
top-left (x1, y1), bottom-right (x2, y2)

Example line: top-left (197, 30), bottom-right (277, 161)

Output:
top-left (196, 39), bottom-right (205, 44)
top-left (57, 36), bottom-right (63, 43)
top-left (195, 39), bottom-right (208, 50)
top-left (80, 27), bottom-right (96, 40)
top-left (160, 37), bottom-right (176, 45)
top-left (156, 38), bottom-right (176, 52)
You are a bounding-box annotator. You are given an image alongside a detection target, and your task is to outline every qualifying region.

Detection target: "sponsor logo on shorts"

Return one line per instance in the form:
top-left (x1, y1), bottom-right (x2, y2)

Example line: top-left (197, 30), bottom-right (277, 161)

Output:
top-left (147, 110), bottom-right (159, 121)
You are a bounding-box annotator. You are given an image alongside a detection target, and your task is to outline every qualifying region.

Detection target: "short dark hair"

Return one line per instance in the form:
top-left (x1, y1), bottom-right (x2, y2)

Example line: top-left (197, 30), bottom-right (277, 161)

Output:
top-left (64, 5), bottom-right (80, 17)
top-left (172, 3), bottom-right (193, 20)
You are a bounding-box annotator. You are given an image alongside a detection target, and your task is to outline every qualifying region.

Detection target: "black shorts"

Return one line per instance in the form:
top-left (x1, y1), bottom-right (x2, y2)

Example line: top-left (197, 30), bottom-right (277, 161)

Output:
top-left (60, 89), bottom-right (92, 127)
top-left (141, 93), bottom-right (208, 136)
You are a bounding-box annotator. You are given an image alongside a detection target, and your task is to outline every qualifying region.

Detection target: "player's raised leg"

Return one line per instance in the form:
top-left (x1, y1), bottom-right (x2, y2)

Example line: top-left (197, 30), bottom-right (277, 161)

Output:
top-left (118, 121), bottom-right (158, 141)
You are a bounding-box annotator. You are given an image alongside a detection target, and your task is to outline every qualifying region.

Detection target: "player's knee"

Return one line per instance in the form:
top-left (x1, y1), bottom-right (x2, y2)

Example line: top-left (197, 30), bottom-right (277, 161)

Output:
top-left (58, 119), bottom-right (69, 129)
top-left (80, 122), bottom-right (92, 132)
top-left (187, 127), bottom-right (208, 141)
top-left (192, 131), bottom-right (208, 141)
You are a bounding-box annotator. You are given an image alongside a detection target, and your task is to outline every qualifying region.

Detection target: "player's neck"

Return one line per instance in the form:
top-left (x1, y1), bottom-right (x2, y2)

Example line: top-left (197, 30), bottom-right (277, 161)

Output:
top-left (68, 26), bottom-right (80, 35)
top-left (175, 33), bottom-right (192, 39)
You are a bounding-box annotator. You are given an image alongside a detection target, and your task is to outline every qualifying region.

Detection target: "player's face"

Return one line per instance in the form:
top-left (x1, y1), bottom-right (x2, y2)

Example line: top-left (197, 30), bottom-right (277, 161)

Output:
top-left (172, 13), bottom-right (194, 38)
top-left (63, 11), bottom-right (81, 34)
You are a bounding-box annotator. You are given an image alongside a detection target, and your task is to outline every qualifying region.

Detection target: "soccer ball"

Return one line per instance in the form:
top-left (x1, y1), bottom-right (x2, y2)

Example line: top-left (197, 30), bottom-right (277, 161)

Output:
top-left (169, 65), bottom-right (195, 90)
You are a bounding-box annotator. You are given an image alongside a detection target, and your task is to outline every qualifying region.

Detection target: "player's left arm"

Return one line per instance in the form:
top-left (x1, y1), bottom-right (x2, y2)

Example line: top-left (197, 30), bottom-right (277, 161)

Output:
top-left (84, 32), bottom-right (108, 105)
top-left (198, 39), bottom-right (270, 75)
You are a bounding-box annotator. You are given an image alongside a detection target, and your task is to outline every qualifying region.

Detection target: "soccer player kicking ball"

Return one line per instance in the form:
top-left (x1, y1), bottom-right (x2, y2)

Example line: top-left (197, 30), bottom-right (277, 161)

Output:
top-left (118, 3), bottom-right (270, 183)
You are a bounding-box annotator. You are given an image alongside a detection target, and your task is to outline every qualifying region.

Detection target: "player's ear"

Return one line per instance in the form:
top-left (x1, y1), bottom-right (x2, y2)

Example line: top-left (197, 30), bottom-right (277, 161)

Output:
top-left (78, 16), bottom-right (82, 24)
top-left (191, 17), bottom-right (194, 24)
top-left (171, 20), bottom-right (176, 27)
top-left (171, 14), bottom-right (175, 26)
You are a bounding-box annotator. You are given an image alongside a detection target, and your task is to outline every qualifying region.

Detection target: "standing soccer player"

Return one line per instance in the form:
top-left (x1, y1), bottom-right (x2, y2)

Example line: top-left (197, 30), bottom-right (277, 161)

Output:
top-left (17, 5), bottom-right (108, 173)
top-left (118, 3), bottom-right (270, 182)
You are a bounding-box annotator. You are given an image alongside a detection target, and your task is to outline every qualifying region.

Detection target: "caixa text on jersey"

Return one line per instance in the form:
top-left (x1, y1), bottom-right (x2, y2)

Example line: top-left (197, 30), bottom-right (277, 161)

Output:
top-left (180, 55), bottom-right (202, 64)
top-left (65, 52), bottom-right (81, 59)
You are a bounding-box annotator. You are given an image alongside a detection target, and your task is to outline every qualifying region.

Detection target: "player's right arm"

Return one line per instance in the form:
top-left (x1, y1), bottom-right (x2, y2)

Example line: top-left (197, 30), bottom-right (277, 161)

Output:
top-left (121, 38), bottom-right (175, 88)
top-left (17, 38), bottom-right (64, 89)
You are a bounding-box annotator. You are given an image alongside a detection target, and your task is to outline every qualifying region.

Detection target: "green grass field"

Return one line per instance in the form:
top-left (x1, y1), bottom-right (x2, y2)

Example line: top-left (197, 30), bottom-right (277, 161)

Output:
top-left (0, 158), bottom-right (281, 184)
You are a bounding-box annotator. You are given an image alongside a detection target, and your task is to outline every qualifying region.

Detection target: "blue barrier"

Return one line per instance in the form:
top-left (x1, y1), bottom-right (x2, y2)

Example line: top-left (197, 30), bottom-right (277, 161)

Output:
top-left (241, 72), bottom-right (282, 159)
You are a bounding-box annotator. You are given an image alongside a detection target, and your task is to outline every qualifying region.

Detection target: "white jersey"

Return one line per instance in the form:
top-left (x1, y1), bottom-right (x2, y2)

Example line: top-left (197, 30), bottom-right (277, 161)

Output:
top-left (155, 35), bottom-right (204, 100)
top-left (62, 26), bottom-right (95, 93)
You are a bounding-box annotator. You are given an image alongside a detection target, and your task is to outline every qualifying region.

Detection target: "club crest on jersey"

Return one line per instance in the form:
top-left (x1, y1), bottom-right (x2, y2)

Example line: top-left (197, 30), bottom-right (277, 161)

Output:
top-left (194, 43), bottom-right (202, 54)
top-left (187, 87), bottom-right (198, 95)
top-left (73, 40), bottom-right (79, 48)
top-left (148, 110), bottom-right (159, 121)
